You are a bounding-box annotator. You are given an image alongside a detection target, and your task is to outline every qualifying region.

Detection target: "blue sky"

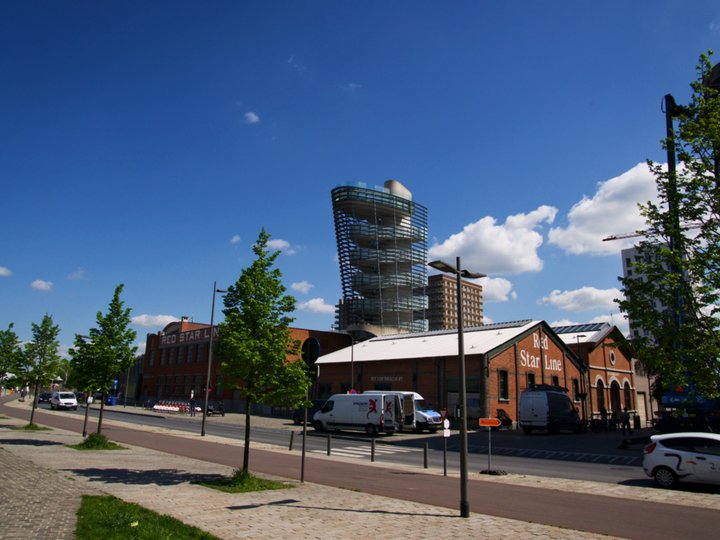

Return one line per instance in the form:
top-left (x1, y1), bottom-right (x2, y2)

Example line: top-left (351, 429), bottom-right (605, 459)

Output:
top-left (2, 1), bottom-right (719, 354)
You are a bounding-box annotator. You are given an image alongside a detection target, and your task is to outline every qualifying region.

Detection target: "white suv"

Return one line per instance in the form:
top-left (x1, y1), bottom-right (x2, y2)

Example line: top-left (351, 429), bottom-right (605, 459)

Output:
top-left (49, 391), bottom-right (78, 410)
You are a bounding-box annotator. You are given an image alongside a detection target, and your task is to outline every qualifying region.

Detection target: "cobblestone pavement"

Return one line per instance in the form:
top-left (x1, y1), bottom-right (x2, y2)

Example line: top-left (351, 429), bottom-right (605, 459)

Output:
top-left (2, 400), bottom-right (719, 539)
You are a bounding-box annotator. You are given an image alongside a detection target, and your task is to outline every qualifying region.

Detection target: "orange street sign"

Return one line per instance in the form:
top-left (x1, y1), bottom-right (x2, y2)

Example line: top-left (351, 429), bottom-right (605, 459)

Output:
top-left (479, 418), bottom-right (501, 427)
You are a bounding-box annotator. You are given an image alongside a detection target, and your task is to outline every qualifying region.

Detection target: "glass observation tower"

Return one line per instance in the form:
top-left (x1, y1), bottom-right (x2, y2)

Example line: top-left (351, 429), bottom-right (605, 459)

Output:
top-left (331, 179), bottom-right (428, 337)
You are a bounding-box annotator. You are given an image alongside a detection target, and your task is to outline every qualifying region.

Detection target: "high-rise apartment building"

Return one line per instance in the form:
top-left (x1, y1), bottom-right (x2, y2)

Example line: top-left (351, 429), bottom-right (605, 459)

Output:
top-left (331, 180), bottom-right (428, 337)
top-left (427, 273), bottom-right (484, 330)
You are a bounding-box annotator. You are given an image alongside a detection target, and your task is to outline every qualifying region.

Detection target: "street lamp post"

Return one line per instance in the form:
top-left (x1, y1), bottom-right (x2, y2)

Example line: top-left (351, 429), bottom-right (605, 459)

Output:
top-left (201, 281), bottom-right (226, 437)
top-left (575, 334), bottom-right (587, 424)
top-left (429, 257), bottom-right (485, 519)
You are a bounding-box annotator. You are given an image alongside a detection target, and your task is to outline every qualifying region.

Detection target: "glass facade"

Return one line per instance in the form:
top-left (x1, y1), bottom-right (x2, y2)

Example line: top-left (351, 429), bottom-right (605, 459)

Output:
top-left (332, 180), bottom-right (428, 335)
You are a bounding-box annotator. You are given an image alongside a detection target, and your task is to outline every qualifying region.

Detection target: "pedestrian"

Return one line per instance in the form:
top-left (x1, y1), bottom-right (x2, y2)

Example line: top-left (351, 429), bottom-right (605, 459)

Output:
top-left (600, 406), bottom-right (608, 431)
top-left (189, 389), bottom-right (196, 417)
top-left (621, 407), bottom-right (632, 435)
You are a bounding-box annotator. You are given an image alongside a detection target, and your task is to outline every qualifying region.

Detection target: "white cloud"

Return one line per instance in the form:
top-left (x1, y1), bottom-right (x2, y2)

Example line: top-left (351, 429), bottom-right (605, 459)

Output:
top-left (135, 341), bottom-right (147, 355)
top-left (67, 267), bottom-right (86, 280)
top-left (480, 277), bottom-right (517, 303)
top-left (298, 298), bottom-right (336, 314)
top-left (0, 266), bottom-right (11, 277)
top-left (291, 280), bottom-right (314, 294)
top-left (343, 83), bottom-right (362, 91)
top-left (244, 111), bottom-right (260, 124)
top-left (131, 314), bottom-right (178, 328)
top-left (267, 238), bottom-right (297, 255)
top-left (287, 54), bottom-right (307, 72)
top-left (31, 279), bottom-right (53, 291)
top-left (548, 163), bottom-right (659, 256)
top-left (429, 205), bottom-right (557, 275)
top-left (540, 286), bottom-right (623, 312)
top-left (230, 234), bottom-right (241, 245)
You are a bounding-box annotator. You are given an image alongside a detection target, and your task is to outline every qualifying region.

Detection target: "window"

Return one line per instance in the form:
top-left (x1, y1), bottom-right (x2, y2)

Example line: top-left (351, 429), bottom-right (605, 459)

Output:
top-left (149, 350), bottom-right (155, 367)
top-left (177, 346), bottom-right (184, 365)
top-left (527, 372), bottom-right (536, 387)
top-left (572, 379), bottom-right (580, 402)
top-left (596, 380), bottom-right (605, 411)
top-left (609, 351), bottom-right (616, 365)
top-left (551, 376), bottom-right (560, 387)
top-left (498, 370), bottom-right (509, 401)
top-left (160, 349), bottom-right (166, 366)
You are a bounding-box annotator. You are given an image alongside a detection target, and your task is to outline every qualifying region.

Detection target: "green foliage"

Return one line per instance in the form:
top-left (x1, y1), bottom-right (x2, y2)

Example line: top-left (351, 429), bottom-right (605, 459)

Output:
top-left (69, 285), bottom-right (137, 434)
top-left (618, 51), bottom-right (720, 399)
top-left (9, 423), bottom-right (50, 431)
top-left (218, 229), bottom-right (307, 407)
top-left (20, 314), bottom-right (62, 389)
top-left (0, 322), bottom-right (22, 387)
top-left (198, 469), bottom-right (292, 493)
top-left (76, 495), bottom-right (219, 540)
top-left (217, 229), bottom-right (309, 471)
top-left (70, 432), bottom-right (127, 451)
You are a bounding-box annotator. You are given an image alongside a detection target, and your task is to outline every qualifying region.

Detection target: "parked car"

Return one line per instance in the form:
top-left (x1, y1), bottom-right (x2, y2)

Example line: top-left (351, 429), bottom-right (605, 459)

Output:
top-left (518, 385), bottom-right (581, 434)
top-left (643, 432), bottom-right (720, 488)
top-left (37, 392), bottom-right (52, 403)
top-left (293, 400), bottom-right (324, 425)
top-left (204, 401), bottom-right (225, 416)
top-left (49, 391), bottom-right (78, 410)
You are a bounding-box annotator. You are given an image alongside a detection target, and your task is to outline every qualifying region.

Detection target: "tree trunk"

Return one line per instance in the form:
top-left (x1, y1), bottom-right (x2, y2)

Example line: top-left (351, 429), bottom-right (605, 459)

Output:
top-left (29, 380), bottom-right (39, 425)
top-left (97, 391), bottom-right (106, 434)
top-left (243, 397), bottom-right (251, 473)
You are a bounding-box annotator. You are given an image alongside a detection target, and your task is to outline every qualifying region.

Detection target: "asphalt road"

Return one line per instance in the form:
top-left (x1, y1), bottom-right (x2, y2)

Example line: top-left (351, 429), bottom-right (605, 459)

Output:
top-left (3, 400), bottom-right (719, 540)
top-left (57, 403), bottom-right (649, 485)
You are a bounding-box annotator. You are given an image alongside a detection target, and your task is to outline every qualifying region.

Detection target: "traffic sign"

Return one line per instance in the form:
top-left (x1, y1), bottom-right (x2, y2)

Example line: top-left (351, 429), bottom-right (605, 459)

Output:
top-left (443, 428), bottom-right (451, 438)
top-left (443, 419), bottom-right (450, 429)
top-left (479, 418), bottom-right (501, 428)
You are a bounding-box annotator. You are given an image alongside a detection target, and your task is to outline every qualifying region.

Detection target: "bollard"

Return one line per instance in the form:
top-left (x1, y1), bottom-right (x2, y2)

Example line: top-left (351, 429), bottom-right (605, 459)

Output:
top-left (371, 438), bottom-right (376, 462)
top-left (424, 442), bottom-right (429, 469)
top-left (327, 433), bottom-right (332, 456)
top-left (289, 431), bottom-right (294, 451)
top-left (443, 438), bottom-right (447, 476)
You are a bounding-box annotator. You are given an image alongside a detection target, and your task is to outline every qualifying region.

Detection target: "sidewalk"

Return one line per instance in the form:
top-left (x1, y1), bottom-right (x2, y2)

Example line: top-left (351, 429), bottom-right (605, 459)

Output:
top-left (2, 399), bottom-right (719, 539)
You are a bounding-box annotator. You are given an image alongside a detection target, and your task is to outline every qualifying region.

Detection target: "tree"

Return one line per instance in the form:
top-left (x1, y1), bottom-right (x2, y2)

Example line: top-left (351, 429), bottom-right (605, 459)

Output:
top-left (618, 52), bottom-right (720, 401)
top-left (0, 323), bottom-right (22, 392)
top-left (73, 284), bottom-right (137, 435)
top-left (20, 314), bottom-right (61, 425)
top-left (217, 229), bottom-right (308, 472)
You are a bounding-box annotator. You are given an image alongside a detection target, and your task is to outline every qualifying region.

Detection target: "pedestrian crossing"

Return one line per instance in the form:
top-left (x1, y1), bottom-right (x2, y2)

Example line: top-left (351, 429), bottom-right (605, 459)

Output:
top-left (310, 443), bottom-right (420, 460)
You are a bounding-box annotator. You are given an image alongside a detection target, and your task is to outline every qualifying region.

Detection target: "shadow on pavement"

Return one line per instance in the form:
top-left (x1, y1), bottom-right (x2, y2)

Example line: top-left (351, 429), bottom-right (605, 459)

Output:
top-left (227, 500), bottom-right (454, 518)
top-left (64, 467), bottom-right (227, 486)
top-left (0, 438), bottom-right (64, 446)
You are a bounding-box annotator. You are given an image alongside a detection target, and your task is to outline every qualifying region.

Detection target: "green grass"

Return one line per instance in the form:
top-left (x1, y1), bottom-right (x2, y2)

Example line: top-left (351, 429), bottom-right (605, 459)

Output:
top-left (9, 423), bottom-right (51, 431)
top-left (197, 468), bottom-right (293, 493)
top-left (76, 495), bottom-right (219, 540)
top-left (69, 432), bottom-right (127, 451)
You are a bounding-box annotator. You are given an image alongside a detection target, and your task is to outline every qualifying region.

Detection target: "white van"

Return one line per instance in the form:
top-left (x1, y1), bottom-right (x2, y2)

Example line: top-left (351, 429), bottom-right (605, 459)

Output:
top-left (519, 386), bottom-right (581, 434)
top-left (363, 391), bottom-right (443, 433)
top-left (312, 393), bottom-right (399, 436)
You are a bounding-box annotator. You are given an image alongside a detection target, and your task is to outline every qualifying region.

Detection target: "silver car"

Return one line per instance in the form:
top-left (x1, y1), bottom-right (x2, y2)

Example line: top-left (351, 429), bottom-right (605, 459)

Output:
top-left (49, 391), bottom-right (78, 410)
top-left (643, 432), bottom-right (720, 488)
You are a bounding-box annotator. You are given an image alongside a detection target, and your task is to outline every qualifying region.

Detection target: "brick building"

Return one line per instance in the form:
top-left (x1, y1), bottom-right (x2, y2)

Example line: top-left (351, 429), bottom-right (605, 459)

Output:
top-left (555, 323), bottom-right (641, 424)
top-left (314, 320), bottom-right (586, 424)
top-left (142, 318), bottom-right (350, 412)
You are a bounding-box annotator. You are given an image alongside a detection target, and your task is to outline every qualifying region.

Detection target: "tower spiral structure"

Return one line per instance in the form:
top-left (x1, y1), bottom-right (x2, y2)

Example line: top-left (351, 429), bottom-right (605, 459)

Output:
top-left (332, 180), bottom-right (428, 336)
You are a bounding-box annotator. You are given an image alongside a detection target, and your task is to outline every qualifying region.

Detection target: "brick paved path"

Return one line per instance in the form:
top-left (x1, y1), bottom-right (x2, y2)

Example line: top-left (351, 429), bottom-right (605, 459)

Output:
top-left (0, 447), bottom-right (83, 539)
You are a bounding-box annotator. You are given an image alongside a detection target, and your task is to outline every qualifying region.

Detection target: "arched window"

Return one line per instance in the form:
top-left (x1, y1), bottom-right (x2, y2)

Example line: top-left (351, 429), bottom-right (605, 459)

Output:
top-left (610, 380), bottom-right (621, 412)
top-left (596, 380), bottom-right (605, 411)
top-left (623, 381), bottom-right (632, 409)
